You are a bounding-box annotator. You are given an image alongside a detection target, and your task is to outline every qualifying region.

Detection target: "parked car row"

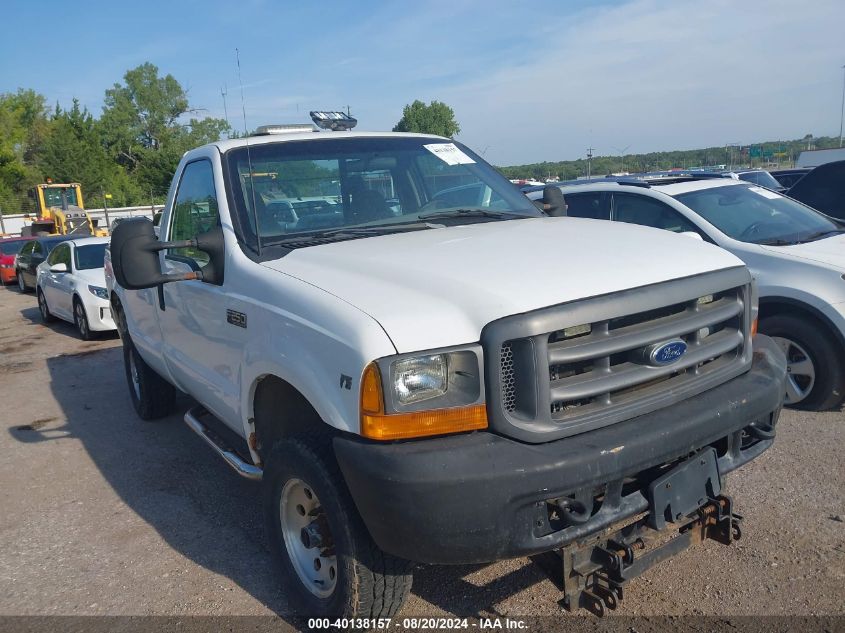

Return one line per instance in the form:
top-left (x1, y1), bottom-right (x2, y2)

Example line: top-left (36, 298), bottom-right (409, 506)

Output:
top-left (1, 234), bottom-right (117, 340)
top-left (526, 172), bottom-right (845, 411)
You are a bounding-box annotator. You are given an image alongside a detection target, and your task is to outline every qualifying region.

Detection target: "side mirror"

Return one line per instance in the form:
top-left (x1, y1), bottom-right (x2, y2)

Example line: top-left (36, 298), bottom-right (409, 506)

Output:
top-left (50, 263), bottom-right (68, 273)
top-left (110, 218), bottom-right (202, 290)
top-left (679, 231), bottom-right (704, 241)
top-left (539, 185), bottom-right (567, 217)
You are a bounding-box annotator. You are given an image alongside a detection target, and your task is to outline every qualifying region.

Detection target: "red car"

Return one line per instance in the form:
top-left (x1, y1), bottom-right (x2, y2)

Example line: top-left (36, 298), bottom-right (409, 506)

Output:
top-left (0, 237), bottom-right (30, 285)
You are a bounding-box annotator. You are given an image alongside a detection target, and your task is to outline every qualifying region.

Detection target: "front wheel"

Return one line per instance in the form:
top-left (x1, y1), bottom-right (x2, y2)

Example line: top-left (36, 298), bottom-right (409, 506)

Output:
top-left (122, 338), bottom-right (176, 420)
top-left (73, 298), bottom-right (95, 341)
top-left (760, 313), bottom-right (845, 411)
top-left (263, 439), bottom-right (413, 618)
top-left (17, 271), bottom-right (28, 292)
top-left (37, 288), bottom-right (56, 323)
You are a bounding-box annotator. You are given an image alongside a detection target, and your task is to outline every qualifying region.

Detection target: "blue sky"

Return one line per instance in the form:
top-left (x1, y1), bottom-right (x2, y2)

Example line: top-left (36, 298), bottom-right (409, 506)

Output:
top-left (2, 0), bottom-right (844, 165)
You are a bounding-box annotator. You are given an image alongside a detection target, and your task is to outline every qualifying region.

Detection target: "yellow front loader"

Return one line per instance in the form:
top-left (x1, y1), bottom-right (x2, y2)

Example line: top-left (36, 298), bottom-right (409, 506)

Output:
top-left (21, 182), bottom-right (108, 237)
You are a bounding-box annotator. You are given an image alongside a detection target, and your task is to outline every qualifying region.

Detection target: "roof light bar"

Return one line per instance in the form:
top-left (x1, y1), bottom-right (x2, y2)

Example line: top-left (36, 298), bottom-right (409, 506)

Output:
top-left (310, 111), bottom-right (358, 131)
top-left (254, 124), bottom-right (315, 136)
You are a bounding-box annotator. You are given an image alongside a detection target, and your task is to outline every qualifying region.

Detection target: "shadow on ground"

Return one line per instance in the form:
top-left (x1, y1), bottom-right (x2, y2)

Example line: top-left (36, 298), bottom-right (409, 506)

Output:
top-left (8, 346), bottom-right (553, 619)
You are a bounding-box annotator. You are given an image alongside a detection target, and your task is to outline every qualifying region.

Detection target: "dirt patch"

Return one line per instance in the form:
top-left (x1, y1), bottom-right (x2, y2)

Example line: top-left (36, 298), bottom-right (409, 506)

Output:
top-left (0, 360), bottom-right (33, 374)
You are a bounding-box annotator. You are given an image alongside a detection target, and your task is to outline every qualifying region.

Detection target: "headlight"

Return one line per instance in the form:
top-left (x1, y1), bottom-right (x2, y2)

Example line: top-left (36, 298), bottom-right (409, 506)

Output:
top-left (392, 354), bottom-right (448, 405)
top-left (88, 285), bottom-right (109, 299)
top-left (360, 347), bottom-right (487, 440)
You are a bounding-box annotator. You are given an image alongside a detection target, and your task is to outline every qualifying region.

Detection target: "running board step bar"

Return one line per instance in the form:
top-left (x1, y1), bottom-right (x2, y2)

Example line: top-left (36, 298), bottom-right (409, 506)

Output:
top-left (184, 407), bottom-right (263, 481)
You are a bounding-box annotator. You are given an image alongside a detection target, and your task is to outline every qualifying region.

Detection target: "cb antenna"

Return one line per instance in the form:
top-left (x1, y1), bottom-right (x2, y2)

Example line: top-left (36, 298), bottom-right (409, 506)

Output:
top-left (237, 48), bottom-right (261, 255)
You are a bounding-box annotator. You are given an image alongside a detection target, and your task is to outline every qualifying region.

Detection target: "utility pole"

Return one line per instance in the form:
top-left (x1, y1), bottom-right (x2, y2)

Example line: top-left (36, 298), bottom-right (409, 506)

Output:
top-left (0, 205), bottom-right (5, 235)
top-left (586, 147), bottom-right (594, 179)
top-left (150, 188), bottom-right (156, 220)
top-left (839, 64), bottom-right (845, 148)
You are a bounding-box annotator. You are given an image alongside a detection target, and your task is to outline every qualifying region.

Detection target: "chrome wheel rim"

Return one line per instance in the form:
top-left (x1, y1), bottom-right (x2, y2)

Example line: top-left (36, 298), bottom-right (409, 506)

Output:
top-left (75, 303), bottom-right (88, 338)
top-left (38, 291), bottom-right (48, 319)
top-left (17, 273), bottom-right (24, 291)
top-left (279, 478), bottom-right (337, 598)
top-left (771, 336), bottom-right (815, 405)
top-left (128, 350), bottom-right (141, 400)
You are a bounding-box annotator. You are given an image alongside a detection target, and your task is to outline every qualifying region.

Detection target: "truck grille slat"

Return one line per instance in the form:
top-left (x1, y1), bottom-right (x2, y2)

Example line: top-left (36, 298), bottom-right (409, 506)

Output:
top-left (482, 269), bottom-right (754, 443)
top-left (547, 297), bottom-right (741, 365)
top-left (549, 328), bottom-right (743, 403)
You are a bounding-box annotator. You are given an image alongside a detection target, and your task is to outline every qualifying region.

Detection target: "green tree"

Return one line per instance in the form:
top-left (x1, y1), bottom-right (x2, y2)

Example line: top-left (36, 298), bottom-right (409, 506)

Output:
top-left (393, 100), bottom-right (461, 137)
top-left (0, 89), bottom-right (49, 215)
top-left (98, 63), bottom-right (230, 200)
top-left (39, 101), bottom-right (114, 196)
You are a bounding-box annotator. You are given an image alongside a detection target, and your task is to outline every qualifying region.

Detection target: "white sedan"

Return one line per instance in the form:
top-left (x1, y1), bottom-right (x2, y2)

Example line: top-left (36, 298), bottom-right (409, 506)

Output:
top-left (36, 236), bottom-right (116, 340)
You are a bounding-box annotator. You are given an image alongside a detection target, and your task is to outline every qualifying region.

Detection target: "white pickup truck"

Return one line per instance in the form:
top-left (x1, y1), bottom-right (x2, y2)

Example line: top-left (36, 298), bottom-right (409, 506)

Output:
top-left (106, 123), bottom-right (786, 619)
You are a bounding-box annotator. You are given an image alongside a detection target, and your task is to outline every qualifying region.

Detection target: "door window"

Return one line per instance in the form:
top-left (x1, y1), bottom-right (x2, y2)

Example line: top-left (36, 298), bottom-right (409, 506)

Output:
top-left (47, 243), bottom-right (70, 267)
top-left (168, 160), bottom-right (220, 265)
top-left (564, 192), bottom-right (609, 220)
top-left (612, 193), bottom-right (700, 233)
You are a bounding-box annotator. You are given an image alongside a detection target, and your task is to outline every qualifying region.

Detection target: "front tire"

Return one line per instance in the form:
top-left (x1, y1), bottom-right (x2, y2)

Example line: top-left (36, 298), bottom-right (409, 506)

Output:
top-left (37, 288), bottom-right (56, 323)
top-left (17, 270), bottom-right (28, 293)
top-left (263, 439), bottom-right (413, 619)
top-left (73, 298), bottom-right (95, 341)
top-left (122, 338), bottom-right (176, 420)
top-left (760, 313), bottom-right (845, 411)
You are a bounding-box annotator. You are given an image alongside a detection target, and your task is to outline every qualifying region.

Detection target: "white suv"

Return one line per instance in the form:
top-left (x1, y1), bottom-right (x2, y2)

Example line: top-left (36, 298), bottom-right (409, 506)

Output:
top-left (529, 179), bottom-right (845, 410)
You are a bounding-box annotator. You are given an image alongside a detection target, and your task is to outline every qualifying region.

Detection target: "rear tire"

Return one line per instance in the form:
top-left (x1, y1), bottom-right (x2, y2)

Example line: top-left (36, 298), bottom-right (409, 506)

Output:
top-left (37, 288), bottom-right (56, 323)
top-left (263, 438), bottom-right (413, 618)
top-left (760, 313), bottom-right (845, 411)
top-left (122, 338), bottom-right (176, 420)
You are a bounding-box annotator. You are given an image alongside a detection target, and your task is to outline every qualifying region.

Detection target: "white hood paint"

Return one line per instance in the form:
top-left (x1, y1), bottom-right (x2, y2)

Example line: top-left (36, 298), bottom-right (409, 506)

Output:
top-left (761, 234), bottom-right (845, 270)
top-left (263, 218), bottom-right (745, 353)
top-left (73, 268), bottom-right (108, 287)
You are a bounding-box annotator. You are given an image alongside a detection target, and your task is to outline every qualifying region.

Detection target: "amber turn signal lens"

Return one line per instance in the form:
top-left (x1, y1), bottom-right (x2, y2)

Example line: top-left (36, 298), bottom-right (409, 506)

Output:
top-left (751, 318), bottom-right (758, 336)
top-left (361, 404), bottom-right (488, 441)
top-left (360, 362), bottom-right (384, 415)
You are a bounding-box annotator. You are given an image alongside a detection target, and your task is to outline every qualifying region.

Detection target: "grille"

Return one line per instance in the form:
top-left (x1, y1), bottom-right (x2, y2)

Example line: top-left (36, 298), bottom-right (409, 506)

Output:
top-left (484, 270), bottom-right (753, 443)
top-left (544, 289), bottom-right (743, 420)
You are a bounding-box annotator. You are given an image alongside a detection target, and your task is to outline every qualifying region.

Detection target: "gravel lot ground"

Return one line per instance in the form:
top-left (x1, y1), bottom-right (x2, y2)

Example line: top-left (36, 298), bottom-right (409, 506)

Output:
top-left (0, 283), bottom-right (843, 623)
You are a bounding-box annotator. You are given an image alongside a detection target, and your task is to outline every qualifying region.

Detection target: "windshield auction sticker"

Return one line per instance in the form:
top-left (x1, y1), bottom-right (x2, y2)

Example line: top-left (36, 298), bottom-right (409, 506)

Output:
top-left (423, 143), bottom-right (476, 165)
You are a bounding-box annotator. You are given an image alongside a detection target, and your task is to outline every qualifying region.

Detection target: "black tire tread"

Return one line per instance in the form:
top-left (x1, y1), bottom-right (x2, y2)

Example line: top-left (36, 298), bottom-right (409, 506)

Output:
top-left (264, 438), bottom-right (413, 619)
top-left (37, 288), bottom-right (56, 323)
top-left (760, 312), bottom-right (845, 411)
top-left (123, 339), bottom-right (176, 420)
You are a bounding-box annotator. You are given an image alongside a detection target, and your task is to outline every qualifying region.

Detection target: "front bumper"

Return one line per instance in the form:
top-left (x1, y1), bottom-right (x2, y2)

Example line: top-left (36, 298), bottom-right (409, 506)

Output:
top-left (334, 335), bottom-right (786, 565)
top-left (87, 298), bottom-right (117, 332)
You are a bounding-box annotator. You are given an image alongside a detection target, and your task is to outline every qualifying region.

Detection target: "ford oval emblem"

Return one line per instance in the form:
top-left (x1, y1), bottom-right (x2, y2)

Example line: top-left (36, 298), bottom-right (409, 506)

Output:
top-left (649, 340), bottom-right (688, 366)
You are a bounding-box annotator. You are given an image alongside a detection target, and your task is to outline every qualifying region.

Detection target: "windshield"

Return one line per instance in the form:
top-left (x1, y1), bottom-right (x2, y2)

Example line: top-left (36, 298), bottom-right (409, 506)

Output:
top-left (42, 186), bottom-right (80, 208)
top-left (225, 136), bottom-right (540, 250)
top-left (74, 243), bottom-right (107, 270)
top-left (736, 171), bottom-right (782, 189)
top-left (0, 241), bottom-right (25, 255)
top-left (674, 183), bottom-right (841, 245)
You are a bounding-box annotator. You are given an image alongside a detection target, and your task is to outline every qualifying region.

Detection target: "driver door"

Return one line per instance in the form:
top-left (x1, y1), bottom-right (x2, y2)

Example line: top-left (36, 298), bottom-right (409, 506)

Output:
top-left (157, 159), bottom-right (244, 431)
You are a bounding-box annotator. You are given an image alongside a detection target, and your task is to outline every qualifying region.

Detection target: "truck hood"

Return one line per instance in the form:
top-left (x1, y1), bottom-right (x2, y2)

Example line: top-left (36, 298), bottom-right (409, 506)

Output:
top-left (761, 233), bottom-right (845, 270)
top-left (262, 218), bottom-right (745, 353)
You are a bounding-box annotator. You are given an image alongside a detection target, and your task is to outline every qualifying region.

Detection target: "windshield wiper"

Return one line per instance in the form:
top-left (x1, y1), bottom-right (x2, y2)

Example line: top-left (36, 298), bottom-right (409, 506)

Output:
top-left (262, 222), bottom-right (431, 247)
top-left (418, 208), bottom-right (527, 221)
top-left (755, 238), bottom-right (798, 246)
top-left (796, 229), bottom-right (845, 243)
